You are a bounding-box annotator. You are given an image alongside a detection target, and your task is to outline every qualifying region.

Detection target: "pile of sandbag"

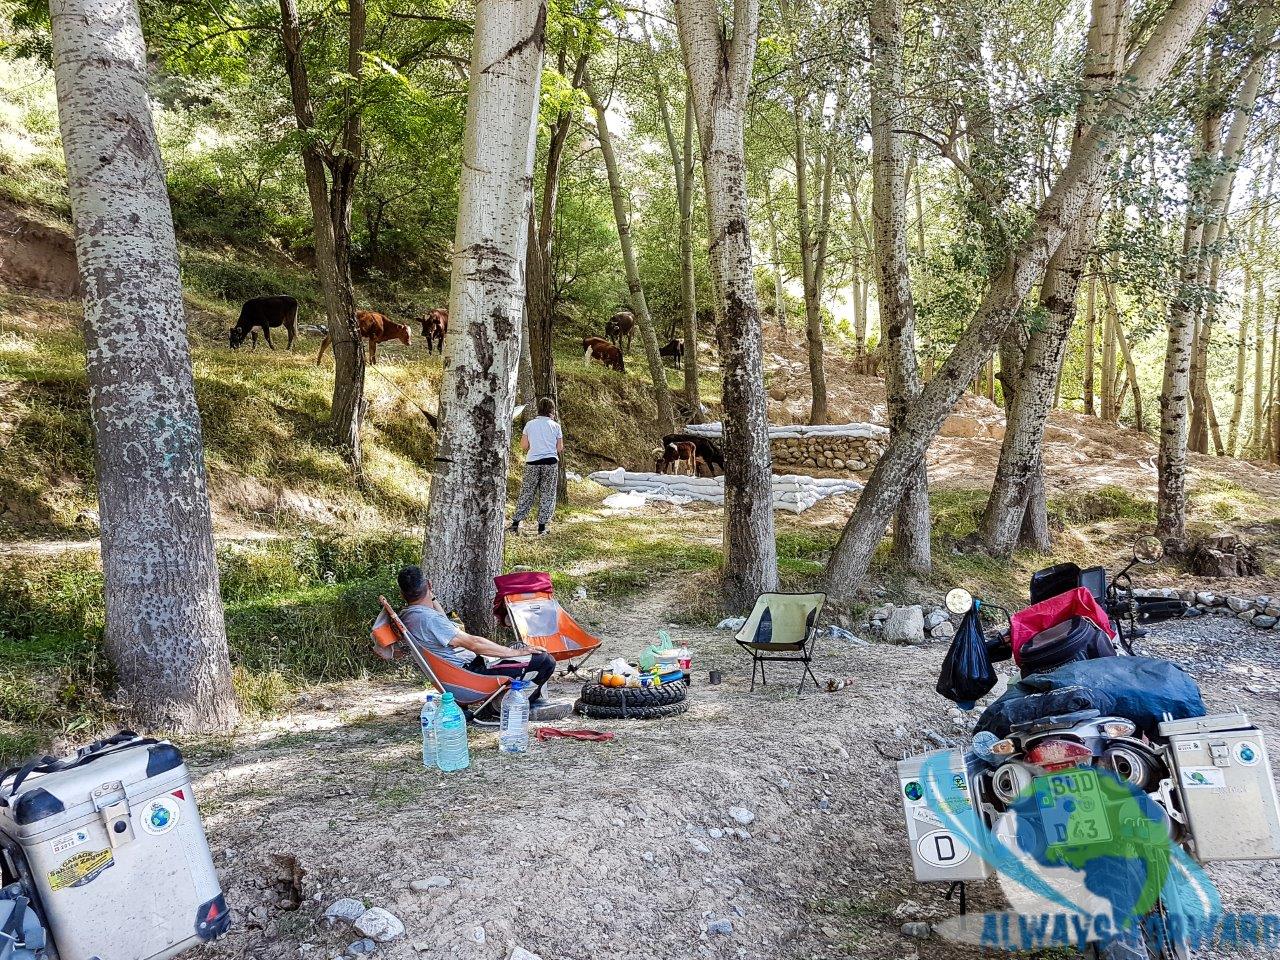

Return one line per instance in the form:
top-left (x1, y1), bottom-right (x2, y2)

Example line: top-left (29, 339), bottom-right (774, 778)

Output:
top-left (681, 422), bottom-right (888, 472)
top-left (588, 468), bottom-right (863, 513)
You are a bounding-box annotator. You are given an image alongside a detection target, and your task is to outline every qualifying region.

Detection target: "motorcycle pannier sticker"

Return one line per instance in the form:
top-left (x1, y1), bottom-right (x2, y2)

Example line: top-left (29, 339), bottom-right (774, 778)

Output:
top-left (1234, 741), bottom-right (1262, 767)
top-left (1181, 766), bottom-right (1225, 789)
top-left (47, 848), bottom-right (115, 892)
top-left (1176, 740), bottom-right (1201, 753)
top-left (140, 796), bottom-right (182, 836)
top-left (50, 828), bottom-right (91, 854)
top-left (917, 829), bottom-right (972, 867)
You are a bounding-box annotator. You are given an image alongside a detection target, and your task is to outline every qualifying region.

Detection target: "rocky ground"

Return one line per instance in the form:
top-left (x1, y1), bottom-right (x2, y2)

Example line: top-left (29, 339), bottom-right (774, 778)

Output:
top-left (185, 582), bottom-right (1280, 960)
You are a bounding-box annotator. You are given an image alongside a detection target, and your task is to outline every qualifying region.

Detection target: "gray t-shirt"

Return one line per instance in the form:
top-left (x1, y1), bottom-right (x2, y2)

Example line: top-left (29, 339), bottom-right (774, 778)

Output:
top-left (399, 603), bottom-right (475, 667)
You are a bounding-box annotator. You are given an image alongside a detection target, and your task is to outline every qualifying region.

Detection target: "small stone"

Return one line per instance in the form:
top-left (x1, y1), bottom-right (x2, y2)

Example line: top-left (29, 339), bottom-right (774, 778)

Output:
top-left (346, 939), bottom-right (376, 956)
top-left (1253, 615), bottom-right (1277, 629)
top-left (930, 622), bottom-right (955, 641)
top-left (470, 927), bottom-right (486, 945)
top-left (817, 798), bottom-right (831, 812)
top-left (1226, 596), bottom-right (1252, 613)
top-left (688, 838), bottom-right (711, 854)
top-left (1238, 610), bottom-right (1257, 623)
top-left (508, 949), bottom-right (542, 960)
top-left (707, 918), bottom-right (734, 935)
top-left (893, 901), bottom-right (924, 922)
top-left (901, 922), bottom-right (932, 939)
top-left (728, 806), bottom-right (755, 826)
top-left (1196, 592), bottom-right (1218, 606)
top-left (353, 908), bottom-right (404, 943)
top-left (924, 609), bottom-right (949, 630)
top-left (1265, 606), bottom-right (1280, 618)
top-left (324, 899), bottom-right (366, 926)
top-left (708, 828), bottom-right (724, 840)
top-left (410, 876), bottom-right (451, 893)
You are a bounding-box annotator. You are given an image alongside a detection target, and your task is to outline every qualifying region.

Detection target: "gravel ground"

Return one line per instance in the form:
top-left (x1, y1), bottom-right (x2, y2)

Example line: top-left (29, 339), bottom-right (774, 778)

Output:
top-left (184, 591), bottom-right (1280, 960)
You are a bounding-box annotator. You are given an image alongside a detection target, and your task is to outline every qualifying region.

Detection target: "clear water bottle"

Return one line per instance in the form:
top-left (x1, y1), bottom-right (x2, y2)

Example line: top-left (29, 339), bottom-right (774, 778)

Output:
top-left (420, 692), bottom-right (440, 769)
top-left (499, 680), bottom-right (530, 754)
top-left (435, 692), bottom-right (470, 772)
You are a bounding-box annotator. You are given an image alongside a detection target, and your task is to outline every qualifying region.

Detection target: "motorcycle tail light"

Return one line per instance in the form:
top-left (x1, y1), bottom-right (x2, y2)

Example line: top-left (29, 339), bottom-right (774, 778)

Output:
top-left (1102, 720), bottom-right (1137, 738)
top-left (1026, 738), bottom-right (1093, 772)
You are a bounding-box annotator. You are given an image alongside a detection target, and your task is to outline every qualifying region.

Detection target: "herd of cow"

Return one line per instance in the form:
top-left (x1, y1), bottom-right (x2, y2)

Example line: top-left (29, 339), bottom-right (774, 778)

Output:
top-left (581, 310), bottom-right (685, 373)
top-left (228, 297), bottom-right (684, 377)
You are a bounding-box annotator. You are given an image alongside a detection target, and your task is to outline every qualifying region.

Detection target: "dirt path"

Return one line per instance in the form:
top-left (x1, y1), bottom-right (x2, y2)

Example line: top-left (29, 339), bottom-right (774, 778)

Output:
top-left (184, 585), bottom-right (1280, 960)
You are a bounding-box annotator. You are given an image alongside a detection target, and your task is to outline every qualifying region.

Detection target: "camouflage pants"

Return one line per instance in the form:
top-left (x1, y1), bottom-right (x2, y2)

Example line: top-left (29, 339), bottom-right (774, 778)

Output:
top-left (513, 462), bottom-right (558, 527)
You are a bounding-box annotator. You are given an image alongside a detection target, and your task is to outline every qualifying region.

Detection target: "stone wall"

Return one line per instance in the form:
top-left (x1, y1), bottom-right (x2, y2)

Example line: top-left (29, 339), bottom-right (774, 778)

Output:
top-left (1135, 587), bottom-right (1280, 629)
top-left (683, 422), bottom-right (888, 473)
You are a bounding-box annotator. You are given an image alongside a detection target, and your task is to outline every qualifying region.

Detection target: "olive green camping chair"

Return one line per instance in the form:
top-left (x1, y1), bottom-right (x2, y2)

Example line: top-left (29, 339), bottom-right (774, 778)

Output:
top-left (734, 592), bottom-right (826, 696)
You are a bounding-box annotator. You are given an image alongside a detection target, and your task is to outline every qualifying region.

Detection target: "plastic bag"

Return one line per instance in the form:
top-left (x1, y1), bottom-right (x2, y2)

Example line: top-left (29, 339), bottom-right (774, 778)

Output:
top-left (935, 606), bottom-right (997, 709)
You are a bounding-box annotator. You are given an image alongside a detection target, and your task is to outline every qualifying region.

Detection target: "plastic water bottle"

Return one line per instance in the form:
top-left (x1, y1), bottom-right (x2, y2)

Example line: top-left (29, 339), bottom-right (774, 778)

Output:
top-left (499, 680), bottom-right (530, 754)
top-left (435, 692), bottom-right (470, 772)
top-left (420, 693), bottom-right (440, 769)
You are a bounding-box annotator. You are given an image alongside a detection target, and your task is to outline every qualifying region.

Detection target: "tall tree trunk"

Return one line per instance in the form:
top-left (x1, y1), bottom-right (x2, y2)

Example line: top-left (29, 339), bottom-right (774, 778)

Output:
top-left (49, 0), bottom-right (237, 731)
top-left (1104, 279), bottom-right (1143, 432)
top-left (978, 0), bottom-right (1125, 556)
top-left (1084, 274), bottom-right (1097, 415)
top-left (279, 0), bottom-right (366, 475)
top-left (656, 71), bottom-right (702, 415)
top-left (827, 0), bottom-right (1212, 598)
top-left (869, 0), bottom-right (930, 573)
top-left (794, 97), bottom-right (838, 425)
top-left (762, 175), bottom-right (788, 329)
top-left (423, 0), bottom-right (545, 632)
top-left (1101, 291), bottom-right (1117, 420)
top-left (1158, 42), bottom-right (1265, 543)
top-left (677, 0), bottom-right (779, 611)
top-left (585, 71), bottom-right (676, 434)
top-left (846, 173), bottom-right (874, 361)
top-left (1251, 281), bottom-right (1267, 455)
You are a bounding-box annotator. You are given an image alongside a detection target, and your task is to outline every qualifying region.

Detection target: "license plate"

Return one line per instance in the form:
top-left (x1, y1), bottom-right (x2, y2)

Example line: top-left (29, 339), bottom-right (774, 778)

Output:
top-left (1034, 768), bottom-right (1112, 850)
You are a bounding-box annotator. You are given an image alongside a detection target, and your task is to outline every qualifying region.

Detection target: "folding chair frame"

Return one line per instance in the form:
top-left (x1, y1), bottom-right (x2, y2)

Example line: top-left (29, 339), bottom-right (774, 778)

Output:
top-left (733, 592), bottom-right (826, 697)
top-left (378, 597), bottom-right (508, 719)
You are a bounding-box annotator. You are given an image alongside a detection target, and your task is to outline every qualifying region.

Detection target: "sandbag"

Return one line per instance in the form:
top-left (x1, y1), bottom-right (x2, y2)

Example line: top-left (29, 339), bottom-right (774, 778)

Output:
top-left (976, 656), bottom-right (1205, 739)
top-left (935, 607), bottom-right (997, 709)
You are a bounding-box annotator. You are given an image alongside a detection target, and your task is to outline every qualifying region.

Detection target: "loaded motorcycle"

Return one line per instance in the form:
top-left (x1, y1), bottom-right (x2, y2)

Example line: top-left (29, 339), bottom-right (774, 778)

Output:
top-left (898, 538), bottom-right (1280, 960)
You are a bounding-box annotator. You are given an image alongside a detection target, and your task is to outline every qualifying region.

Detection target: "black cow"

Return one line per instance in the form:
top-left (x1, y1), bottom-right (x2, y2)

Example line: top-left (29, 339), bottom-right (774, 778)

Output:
top-left (230, 296), bottom-right (299, 351)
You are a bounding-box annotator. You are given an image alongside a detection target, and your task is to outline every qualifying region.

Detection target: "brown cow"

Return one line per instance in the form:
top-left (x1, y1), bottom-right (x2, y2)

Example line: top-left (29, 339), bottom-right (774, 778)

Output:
top-left (420, 308), bottom-right (448, 355)
top-left (316, 311), bottom-right (411, 366)
top-left (605, 311), bottom-right (635, 351)
top-left (654, 440), bottom-right (697, 476)
top-left (583, 336), bottom-right (625, 373)
top-left (659, 338), bottom-right (684, 367)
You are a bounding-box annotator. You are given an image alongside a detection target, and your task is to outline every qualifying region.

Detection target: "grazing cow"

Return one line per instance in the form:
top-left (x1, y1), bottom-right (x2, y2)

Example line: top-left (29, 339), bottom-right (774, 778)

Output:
top-left (230, 295), bottom-right (299, 351)
top-left (420, 308), bottom-right (448, 355)
top-left (659, 338), bottom-right (684, 367)
top-left (654, 440), bottom-right (698, 476)
top-left (605, 311), bottom-right (635, 351)
top-left (583, 336), bottom-right (625, 373)
top-left (316, 310), bottom-right (411, 366)
top-left (661, 432), bottom-right (724, 477)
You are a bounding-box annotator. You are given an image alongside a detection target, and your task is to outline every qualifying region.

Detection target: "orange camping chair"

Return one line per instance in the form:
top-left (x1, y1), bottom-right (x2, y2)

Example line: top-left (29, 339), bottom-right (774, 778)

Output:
top-left (494, 575), bottom-right (602, 673)
top-left (371, 597), bottom-right (510, 716)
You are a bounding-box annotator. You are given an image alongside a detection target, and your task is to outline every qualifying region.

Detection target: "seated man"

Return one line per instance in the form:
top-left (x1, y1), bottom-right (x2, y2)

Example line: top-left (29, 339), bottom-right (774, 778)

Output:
top-left (396, 566), bottom-right (555, 702)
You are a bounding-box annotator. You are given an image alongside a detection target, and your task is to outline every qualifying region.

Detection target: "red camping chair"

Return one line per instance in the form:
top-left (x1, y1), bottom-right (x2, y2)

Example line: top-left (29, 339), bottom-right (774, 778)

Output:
top-left (493, 572), bottom-right (602, 672)
top-left (371, 597), bottom-right (510, 715)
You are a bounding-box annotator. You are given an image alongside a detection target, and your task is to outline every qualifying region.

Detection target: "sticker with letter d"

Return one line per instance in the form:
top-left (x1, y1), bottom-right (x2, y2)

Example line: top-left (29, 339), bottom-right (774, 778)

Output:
top-left (917, 829), bottom-right (971, 867)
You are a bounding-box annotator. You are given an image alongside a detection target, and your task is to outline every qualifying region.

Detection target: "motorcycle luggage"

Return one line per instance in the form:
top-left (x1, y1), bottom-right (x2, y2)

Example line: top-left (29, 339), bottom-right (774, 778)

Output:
top-left (0, 733), bottom-right (229, 960)
top-left (1159, 712), bottom-right (1280, 862)
top-left (1017, 615), bottom-right (1116, 675)
top-left (1029, 562), bottom-right (1106, 604)
top-left (897, 749), bottom-right (991, 883)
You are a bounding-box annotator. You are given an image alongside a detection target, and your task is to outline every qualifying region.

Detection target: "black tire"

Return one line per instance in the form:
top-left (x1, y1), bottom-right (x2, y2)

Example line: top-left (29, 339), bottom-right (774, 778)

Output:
top-left (578, 680), bottom-right (687, 709)
top-left (574, 697), bottom-right (690, 720)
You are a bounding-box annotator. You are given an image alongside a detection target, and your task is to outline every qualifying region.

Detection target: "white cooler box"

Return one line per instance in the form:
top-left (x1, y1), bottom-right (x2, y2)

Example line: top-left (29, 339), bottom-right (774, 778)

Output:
top-left (0, 733), bottom-right (229, 960)
top-left (1159, 711), bottom-right (1280, 862)
top-left (898, 748), bottom-right (991, 883)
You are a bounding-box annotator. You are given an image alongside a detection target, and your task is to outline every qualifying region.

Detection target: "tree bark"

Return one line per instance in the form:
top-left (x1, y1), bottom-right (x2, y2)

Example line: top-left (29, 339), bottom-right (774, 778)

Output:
top-left (1083, 275), bottom-right (1096, 415)
top-left (827, 0), bottom-right (1213, 598)
top-left (794, 96), bottom-right (837, 425)
top-left (423, 0), bottom-right (545, 632)
top-left (1227, 275), bottom-right (1249, 456)
top-left (585, 71), bottom-right (676, 434)
top-left (1104, 279), bottom-right (1144, 432)
top-left (677, 0), bottom-right (779, 611)
top-left (869, 0), bottom-right (930, 573)
top-left (279, 0), bottom-right (367, 475)
top-left (49, 0), bottom-right (237, 731)
top-left (761, 175), bottom-right (788, 329)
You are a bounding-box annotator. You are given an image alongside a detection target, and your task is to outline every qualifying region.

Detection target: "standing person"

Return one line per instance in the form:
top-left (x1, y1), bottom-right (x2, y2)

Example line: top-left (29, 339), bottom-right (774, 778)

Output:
top-left (510, 397), bottom-right (563, 536)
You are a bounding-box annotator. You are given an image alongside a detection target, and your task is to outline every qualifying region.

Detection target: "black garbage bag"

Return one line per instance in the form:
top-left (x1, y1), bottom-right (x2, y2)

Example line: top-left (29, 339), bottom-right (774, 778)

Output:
top-left (936, 606), bottom-right (996, 709)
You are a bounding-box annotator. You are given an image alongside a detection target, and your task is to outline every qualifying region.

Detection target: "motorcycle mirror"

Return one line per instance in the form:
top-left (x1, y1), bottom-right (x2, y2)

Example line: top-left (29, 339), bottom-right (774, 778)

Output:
top-left (945, 587), bottom-right (974, 615)
top-left (1133, 535), bottom-right (1164, 565)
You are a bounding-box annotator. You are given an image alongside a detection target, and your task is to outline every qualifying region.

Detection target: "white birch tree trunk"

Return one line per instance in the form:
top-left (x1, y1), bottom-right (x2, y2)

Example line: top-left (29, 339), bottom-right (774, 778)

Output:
top-left (826, 0), bottom-right (1213, 599)
top-left (49, 0), bottom-right (237, 731)
top-left (869, 0), bottom-right (930, 573)
top-left (677, 0), bottom-right (778, 610)
top-left (423, 0), bottom-right (545, 631)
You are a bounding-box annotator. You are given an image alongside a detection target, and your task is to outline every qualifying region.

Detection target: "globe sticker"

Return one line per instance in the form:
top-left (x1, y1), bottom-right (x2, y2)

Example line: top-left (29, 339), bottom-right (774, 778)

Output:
top-left (140, 796), bottom-right (181, 836)
top-left (1234, 741), bottom-right (1261, 767)
top-left (903, 780), bottom-right (924, 803)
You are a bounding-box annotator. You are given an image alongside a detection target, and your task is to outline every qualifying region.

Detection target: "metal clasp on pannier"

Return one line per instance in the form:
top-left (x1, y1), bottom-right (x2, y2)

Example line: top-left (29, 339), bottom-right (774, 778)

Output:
top-left (91, 781), bottom-right (134, 848)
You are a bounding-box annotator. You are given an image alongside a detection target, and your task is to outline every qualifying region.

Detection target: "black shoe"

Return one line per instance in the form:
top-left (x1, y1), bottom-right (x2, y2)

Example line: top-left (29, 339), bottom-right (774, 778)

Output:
top-left (509, 521), bottom-right (520, 533)
top-left (537, 524), bottom-right (547, 536)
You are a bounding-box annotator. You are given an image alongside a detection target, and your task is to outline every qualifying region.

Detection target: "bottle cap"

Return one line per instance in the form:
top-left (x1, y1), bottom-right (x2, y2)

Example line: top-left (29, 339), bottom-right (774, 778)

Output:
top-left (509, 679), bottom-right (525, 690)
top-left (441, 692), bottom-right (455, 703)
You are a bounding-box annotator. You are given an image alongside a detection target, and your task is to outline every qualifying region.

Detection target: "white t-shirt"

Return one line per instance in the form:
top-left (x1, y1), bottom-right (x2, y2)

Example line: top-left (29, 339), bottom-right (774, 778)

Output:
top-left (523, 416), bottom-right (562, 462)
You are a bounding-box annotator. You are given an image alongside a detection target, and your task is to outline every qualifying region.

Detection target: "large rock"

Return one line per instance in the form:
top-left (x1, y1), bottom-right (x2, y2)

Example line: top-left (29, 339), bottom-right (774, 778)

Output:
top-left (353, 908), bottom-right (404, 943)
top-left (1188, 534), bottom-right (1264, 578)
top-left (883, 605), bottom-right (926, 645)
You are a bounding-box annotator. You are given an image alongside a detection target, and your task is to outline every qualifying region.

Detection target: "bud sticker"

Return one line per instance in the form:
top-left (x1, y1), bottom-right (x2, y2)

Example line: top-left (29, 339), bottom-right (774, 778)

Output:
top-left (1234, 741), bottom-right (1261, 766)
top-left (47, 849), bottom-right (114, 892)
top-left (139, 796), bottom-right (181, 836)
